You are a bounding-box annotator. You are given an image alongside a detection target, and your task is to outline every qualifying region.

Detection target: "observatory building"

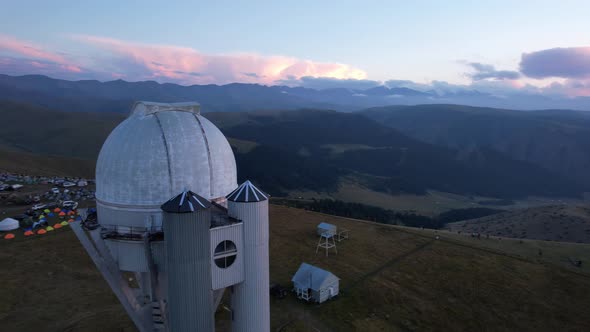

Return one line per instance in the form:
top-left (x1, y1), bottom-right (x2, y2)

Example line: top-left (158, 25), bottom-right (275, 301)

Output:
top-left (71, 102), bottom-right (270, 332)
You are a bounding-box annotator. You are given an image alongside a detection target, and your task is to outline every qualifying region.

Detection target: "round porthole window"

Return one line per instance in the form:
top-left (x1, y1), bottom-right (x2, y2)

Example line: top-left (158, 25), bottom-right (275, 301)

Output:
top-left (214, 240), bottom-right (237, 268)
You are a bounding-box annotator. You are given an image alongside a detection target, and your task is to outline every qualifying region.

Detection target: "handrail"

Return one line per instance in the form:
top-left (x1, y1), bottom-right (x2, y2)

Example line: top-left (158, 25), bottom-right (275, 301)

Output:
top-left (101, 224), bottom-right (163, 240)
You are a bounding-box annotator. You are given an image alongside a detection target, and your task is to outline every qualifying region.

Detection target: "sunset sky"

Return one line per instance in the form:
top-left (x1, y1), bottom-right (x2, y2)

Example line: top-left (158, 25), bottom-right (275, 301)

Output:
top-left (1, 0), bottom-right (589, 96)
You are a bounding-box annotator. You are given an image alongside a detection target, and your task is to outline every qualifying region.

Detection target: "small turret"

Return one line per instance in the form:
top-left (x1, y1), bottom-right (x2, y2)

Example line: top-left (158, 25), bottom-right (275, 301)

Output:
top-left (227, 181), bottom-right (270, 332)
top-left (162, 190), bottom-right (214, 332)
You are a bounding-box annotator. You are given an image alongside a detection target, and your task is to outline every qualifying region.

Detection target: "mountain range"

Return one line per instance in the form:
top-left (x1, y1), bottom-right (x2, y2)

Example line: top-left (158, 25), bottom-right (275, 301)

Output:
top-left (1, 74), bottom-right (589, 113)
top-left (0, 74), bottom-right (589, 201)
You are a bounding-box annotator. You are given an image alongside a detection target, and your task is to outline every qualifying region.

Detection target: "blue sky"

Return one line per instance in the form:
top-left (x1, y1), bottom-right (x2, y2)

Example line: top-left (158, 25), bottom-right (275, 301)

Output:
top-left (0, 0), bottom-right (589, 95)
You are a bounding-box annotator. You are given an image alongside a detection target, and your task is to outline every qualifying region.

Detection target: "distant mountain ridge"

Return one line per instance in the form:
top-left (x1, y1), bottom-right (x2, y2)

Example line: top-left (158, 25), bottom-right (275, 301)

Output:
top-left (1, 74), bottom-right (589, 112)
top-left (360, 104), bottom-right (590, 187)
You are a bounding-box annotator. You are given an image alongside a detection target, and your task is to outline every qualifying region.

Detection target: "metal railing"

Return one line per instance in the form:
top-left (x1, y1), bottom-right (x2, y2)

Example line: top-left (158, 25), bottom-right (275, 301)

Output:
top-left (100, 224), bottom-right (163, 241)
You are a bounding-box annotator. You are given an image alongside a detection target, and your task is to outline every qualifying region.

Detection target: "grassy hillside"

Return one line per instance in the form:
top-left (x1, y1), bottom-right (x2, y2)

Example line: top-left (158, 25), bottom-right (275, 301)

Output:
top-left (361, 104), bottom-right (590, 186)
top-left (0, 100), bottom-right (124, 159)
top-left (446, 205), bottom-right (590, 243)
top-left (2, 205), bottom-right (590, 331)
top-left (0, 148), bottom-right (95, 177)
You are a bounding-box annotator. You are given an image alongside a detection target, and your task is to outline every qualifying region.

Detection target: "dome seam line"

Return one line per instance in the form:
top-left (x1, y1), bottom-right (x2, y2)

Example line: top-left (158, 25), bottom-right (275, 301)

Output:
top-left (192, 113), bottom-right (214, 198)
top-left (154, 113), bottom-right (174, 195)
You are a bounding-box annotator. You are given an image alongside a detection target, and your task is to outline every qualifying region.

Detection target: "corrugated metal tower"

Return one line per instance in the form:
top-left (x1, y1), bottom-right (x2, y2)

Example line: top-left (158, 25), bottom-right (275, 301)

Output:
top-left (227, 181), bottom-right (271, 332)
top-left (161, 191), bottom-right (214, 332)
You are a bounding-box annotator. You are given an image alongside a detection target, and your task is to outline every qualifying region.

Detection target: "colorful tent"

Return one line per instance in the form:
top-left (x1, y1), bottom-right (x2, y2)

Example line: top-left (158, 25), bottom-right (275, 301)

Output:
top-left (38, 215), bottom-right (45, 220)
top-left (60, 221), bottom-right (69, 226)
top-left (46, 226), bottom-right (54, 231)
top-left (4, 233), bottom-right (15, 240)
top-left (53, 223), bottom-right (62, 229)
top-left (67, 219), bottom-right (75, 223)
top-left (48, 212), bottom-right (55, 217)
top-left (37, 229), bottom-right (47, 235)
top-left (67, 211), bottom-right (75, 216)
top-left (24, 230), bottom-right (34, 236)
top-left (53, 208), bottom-right (61, 213)
top-left (43, 209), bottom-right (51, 214)
top-left (58, 211), bottom-right (66, 217)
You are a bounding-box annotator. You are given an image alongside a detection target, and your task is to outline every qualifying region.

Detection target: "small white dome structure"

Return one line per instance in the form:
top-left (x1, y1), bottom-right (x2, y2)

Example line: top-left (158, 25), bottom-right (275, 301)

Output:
top-left (95, 101), bottom-right (237, 229)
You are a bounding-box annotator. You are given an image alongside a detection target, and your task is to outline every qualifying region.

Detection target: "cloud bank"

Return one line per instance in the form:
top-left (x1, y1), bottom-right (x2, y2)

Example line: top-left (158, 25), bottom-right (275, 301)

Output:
top-left (0, 33), bottom-right (589, 98)
top-left (520, 47), bottom-right (590, 79)
top-left (73, 35), bottom-right (367, 85)
top-left (467, 62), bottom-right (520, 81)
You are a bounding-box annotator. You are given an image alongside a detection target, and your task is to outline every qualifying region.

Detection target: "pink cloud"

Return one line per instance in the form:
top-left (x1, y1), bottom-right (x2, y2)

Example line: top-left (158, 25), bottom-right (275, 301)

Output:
top-left (0, 34), bottom-right (82, 73)
top-left (74, 35), bottom-right (367, 85)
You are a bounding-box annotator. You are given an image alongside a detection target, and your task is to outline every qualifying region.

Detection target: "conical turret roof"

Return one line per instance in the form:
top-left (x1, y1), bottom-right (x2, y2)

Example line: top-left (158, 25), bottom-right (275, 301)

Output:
top-left (226, 180), bottom-right (268, 203)
top-left (161, 190), bottom-right (211, 213)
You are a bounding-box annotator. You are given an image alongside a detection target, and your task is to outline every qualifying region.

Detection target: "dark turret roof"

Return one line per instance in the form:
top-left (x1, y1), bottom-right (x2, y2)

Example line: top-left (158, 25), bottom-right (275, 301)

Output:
top-left (161, 190), bottom-right (211, 213)
top-left (226, 180), bottom-right (268, 203)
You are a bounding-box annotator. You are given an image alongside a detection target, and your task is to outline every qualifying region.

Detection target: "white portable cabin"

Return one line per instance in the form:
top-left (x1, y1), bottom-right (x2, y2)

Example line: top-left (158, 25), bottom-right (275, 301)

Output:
top-left (317, 222), bottom-right (337, 237)
top-left (291, 263), bottom-right (339, 303)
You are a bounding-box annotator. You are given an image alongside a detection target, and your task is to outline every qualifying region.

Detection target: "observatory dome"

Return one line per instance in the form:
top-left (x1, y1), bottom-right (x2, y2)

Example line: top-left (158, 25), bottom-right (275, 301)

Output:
top-left (96, 101), bottom-right (237, 209)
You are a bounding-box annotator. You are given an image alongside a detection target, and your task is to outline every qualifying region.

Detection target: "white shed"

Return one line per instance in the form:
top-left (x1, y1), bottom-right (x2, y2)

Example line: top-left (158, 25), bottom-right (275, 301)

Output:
top-left (317, 222), bottom-right (337, 237)
top-left (292, 263), bottom-right (339, 303)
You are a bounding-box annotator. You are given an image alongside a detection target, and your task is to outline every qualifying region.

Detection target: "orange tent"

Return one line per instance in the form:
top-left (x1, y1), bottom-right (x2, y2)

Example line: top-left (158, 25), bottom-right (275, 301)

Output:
top-left (4, 233), bottom-right (15, 240)
top-left (67, 211), bottom-right (75, 216)
top-left (53, 223), bottom-right (62, 229)
top-left (24, 230), bottom-right (34, 236)
top-left (37, 229), bottom-right (47, 235)
top-left (67, 219), bottom-right (75, 223)
top-left (58, 211), bottom-right (66, 217)
top-left (53, 208), bottom-right (61, 213)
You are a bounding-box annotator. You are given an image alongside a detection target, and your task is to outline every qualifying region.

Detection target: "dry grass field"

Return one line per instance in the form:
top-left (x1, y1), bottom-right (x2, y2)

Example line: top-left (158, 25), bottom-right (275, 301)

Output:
top-left (446, 205), bottom-right (590, 243)
top-left (1, 205), bottom-right (589, 331)
top-left (286, 179), bottom-right (588, 217)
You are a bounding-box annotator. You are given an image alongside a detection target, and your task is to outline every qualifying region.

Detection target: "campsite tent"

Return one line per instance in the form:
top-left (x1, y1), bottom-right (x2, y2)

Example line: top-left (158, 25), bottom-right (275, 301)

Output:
top-left (24, 230), bottom-right (34, 236)
top-left (0, 218), bottom-right (19, 231)
top-left (53, 208), bottom-right (61, 213)
top-left (4, 233), bottom-right (15, 240)
top-left (43, 209), bottom-right (50, 214)
top-left (292, 263), bottom-right (340, 303)
top-left (37, 229), bottom-right (47, 235)
top-left (58, 212), bottom-right (66, 218)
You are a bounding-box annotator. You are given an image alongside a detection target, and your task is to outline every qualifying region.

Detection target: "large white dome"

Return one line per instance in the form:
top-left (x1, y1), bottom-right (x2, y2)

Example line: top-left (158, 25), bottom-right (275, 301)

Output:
top-left (96, 101), bottom-right (237, 208)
